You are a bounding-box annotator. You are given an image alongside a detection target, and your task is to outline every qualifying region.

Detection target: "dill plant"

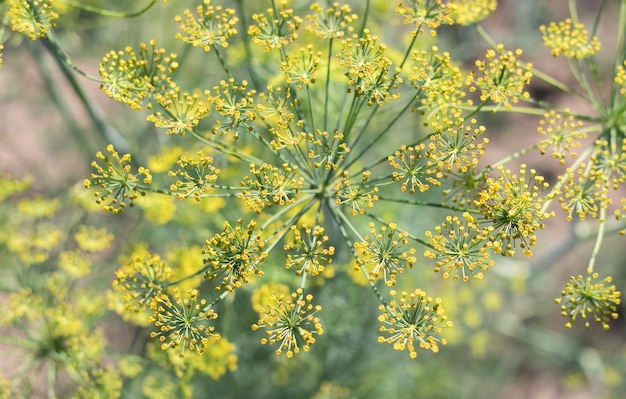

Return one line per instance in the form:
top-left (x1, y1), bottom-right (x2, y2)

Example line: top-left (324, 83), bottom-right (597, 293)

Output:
top-left (1, 0), bottom-right (625, 396)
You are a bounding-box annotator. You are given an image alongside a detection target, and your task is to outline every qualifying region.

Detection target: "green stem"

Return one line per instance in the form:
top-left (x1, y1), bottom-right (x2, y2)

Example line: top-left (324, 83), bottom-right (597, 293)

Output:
top-left (610, 0), bottom-right (626, 105)
top-left (364, 211), bottom-right (431, 248)
top-left (58, 0), bottom-right (157, 18)
top-left (540, 144), bottom-right (594, 213)
top-left (341, 92), bottom-right (417, 173)
top-left (358, 0), bottom-right (370, 37)
top-left (323, 38), bottom-right (334, 132)
top-left (568, 0), bottom-right (580, 24)
top-left (28, 40), bottom-right (96, 160)
top-left (482, 143), bottom-right (539, 173)
top-left (211, 44), bottom-right (235, 81)
top-left (41, 38), bottom-right (130, 153)
top-left (587, 198), bottom-right (607, 273)
top-left (530, 66), bottom-right (590, 103)
top-left (377, 196), bottom-right (480, 214)
top-left (330, 205), bottom-right (388, 307)
top-left (234, 0), bottom-right (262, 90)
top-left (474, 24), bottom-right (498, 49)
top-left (263, 198), bottom-right (316, 255)
top-left (43, 30), bottom-right (101, 82)
top-left (47, 360), bottom-right (56, 399)
top-left (190, 130), bottom-right (264, 165)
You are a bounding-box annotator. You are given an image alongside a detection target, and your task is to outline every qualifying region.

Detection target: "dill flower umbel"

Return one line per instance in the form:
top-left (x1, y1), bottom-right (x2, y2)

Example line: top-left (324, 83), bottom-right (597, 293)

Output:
top-left (378, 289), bottom-right (452, 358)
top-left (284, 224), bottom-right (335, 276)
top-left (448, 0), bottom-right (497, 25)
top-left (252, 288), bottom-right (323, 357)
top-left (80, 0), bottom-right (624, 365)
top-left (85, 144), bottom-right (152, 213)
top-left (540, 18), bottom-right (601, 60)
top-left (472, 44), bottom-right (532, 110)
top-left (7, 0), bottom-right (58, 40)
top-left (355, 222), bottom-right (416, 286)
top-left (202, 218), bottom-right (267, 292)
top-left (175, 0), bottom-right (238, 51)
top-left (476, 164), bottom-right (553, 257)
top-left (425, 212), bottom-right (493, 281)
top-left (150, 288), bottom-right (220, 357)
top-left (99, 41), bottom-right (178, 111)
top-left (537, 109), bottom-right (586, 165)
top-left (556, 269), bottom-right (621, 330)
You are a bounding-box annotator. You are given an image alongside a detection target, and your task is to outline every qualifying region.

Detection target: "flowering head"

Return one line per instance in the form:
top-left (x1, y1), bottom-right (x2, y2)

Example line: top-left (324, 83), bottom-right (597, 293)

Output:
top-left (150, 288), bottom-right (219, 357)
top-left (284, 224), bottom-right (335, 276)
top-left (472, 45), bottom-right (532, 110)
top-left (248, 1), bottom-right (302, 52)
top-left (448, 0), bottom-right (497, 25)
top-left (540, 19), bottom-right (601, 60)
top-left (555, 269), bottom-right (621, 330)
top-left (306, 2), bottom-right (357, 39)
top-left (378, 289), bottom-right (452, 358)
top-left (337, 30), bottom-right (401, 105)
top-left (355, 222), bottom-right (416, 286)
top-left (281, 44), bottom-right (321, 89)
top-left (85, 144), bottom-right (152, 214)
top-left (148, 85), bottom-right (210, 135)
top-left (429, 118), bottom-right (487, 172)
top-left (389, 144), bottom-right (440, 193)
top-left (252, 288), bottom-right (323, 358)
top-left (477, 164), bottom-right (552, 257)
top-left (239, 162), bottom-right (304, 213)
top-left (425, 212), bottom-right (493, 281)
top-left (207, 78), bottom-right (256, 138)
top-left (334, 171), bottom-right (379, 215)
top-left (537, 110), bottom-right (586, 165)
top-left (202, 218), bottom-right (267, 292)
top-left (616, 62), bottom-right (626, 96)
top-left (175, 1), bottom-right (238, 51)
top-left (7, 0), bottom-right (58, 40)
top-left (99, 41), bottom-right (178, 111)
top-left (168, 151), bottom-right (220, 201)
top-left (113, 254), bottom-right (172, 312)
top-left (395, 0), bottom-right (454, 35)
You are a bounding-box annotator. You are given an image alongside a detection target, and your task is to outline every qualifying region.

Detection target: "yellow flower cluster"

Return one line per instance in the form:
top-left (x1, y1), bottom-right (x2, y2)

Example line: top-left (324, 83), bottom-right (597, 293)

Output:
top-left (476, 164), bottom-right (552, 257)
top-left (284, 224), bottom-right (335, 276)
top-left (148, 86), bottom-right (210, 135)
top-left (355, 222), bottom-right (416, 286)
top-left (150, 288), bottom-right (219, 357)
top-left (425, 212), bottom-right (494, 281)
top-left (306, 2), bottom-right (357, 39)
top-left (473, 44), bottom-right (532, 110)
top-left (448, 0), bottom-right (497, 25)
top-left (555, 268), bottom-right (621, 330)
top-left (248, 1), bottom-right (302, 52)
top-left (378, 289), bottom-right (452, 358)
top-left (239, 162), bottom-right (304, 212)
top-left (537, 109), bottom-right (586, 165)
top-left (395, 0), bottom-right (454, 35)
top-left (168, 151), bottom-right (220, 201)
top-left (85, 144), bottom-right (153, 213)
top-left (616, 62), bottom-right (626, 95)
top-left (7, 0), bottom-right (58, 40)
top-left (99, 41), bottom-right (179, 111)
top-left (389, 143), bottom-right (439, 193)
top-left (252, 288), bottom-right (323, 357)
top-left (334, 170), bottom-right (379, 215)
top-left (202, 218), bottom-right (267, 292)
top-left (175, 0), bottom-right (238, 52)
top-left (540, 19), bottom-right (601, 60)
